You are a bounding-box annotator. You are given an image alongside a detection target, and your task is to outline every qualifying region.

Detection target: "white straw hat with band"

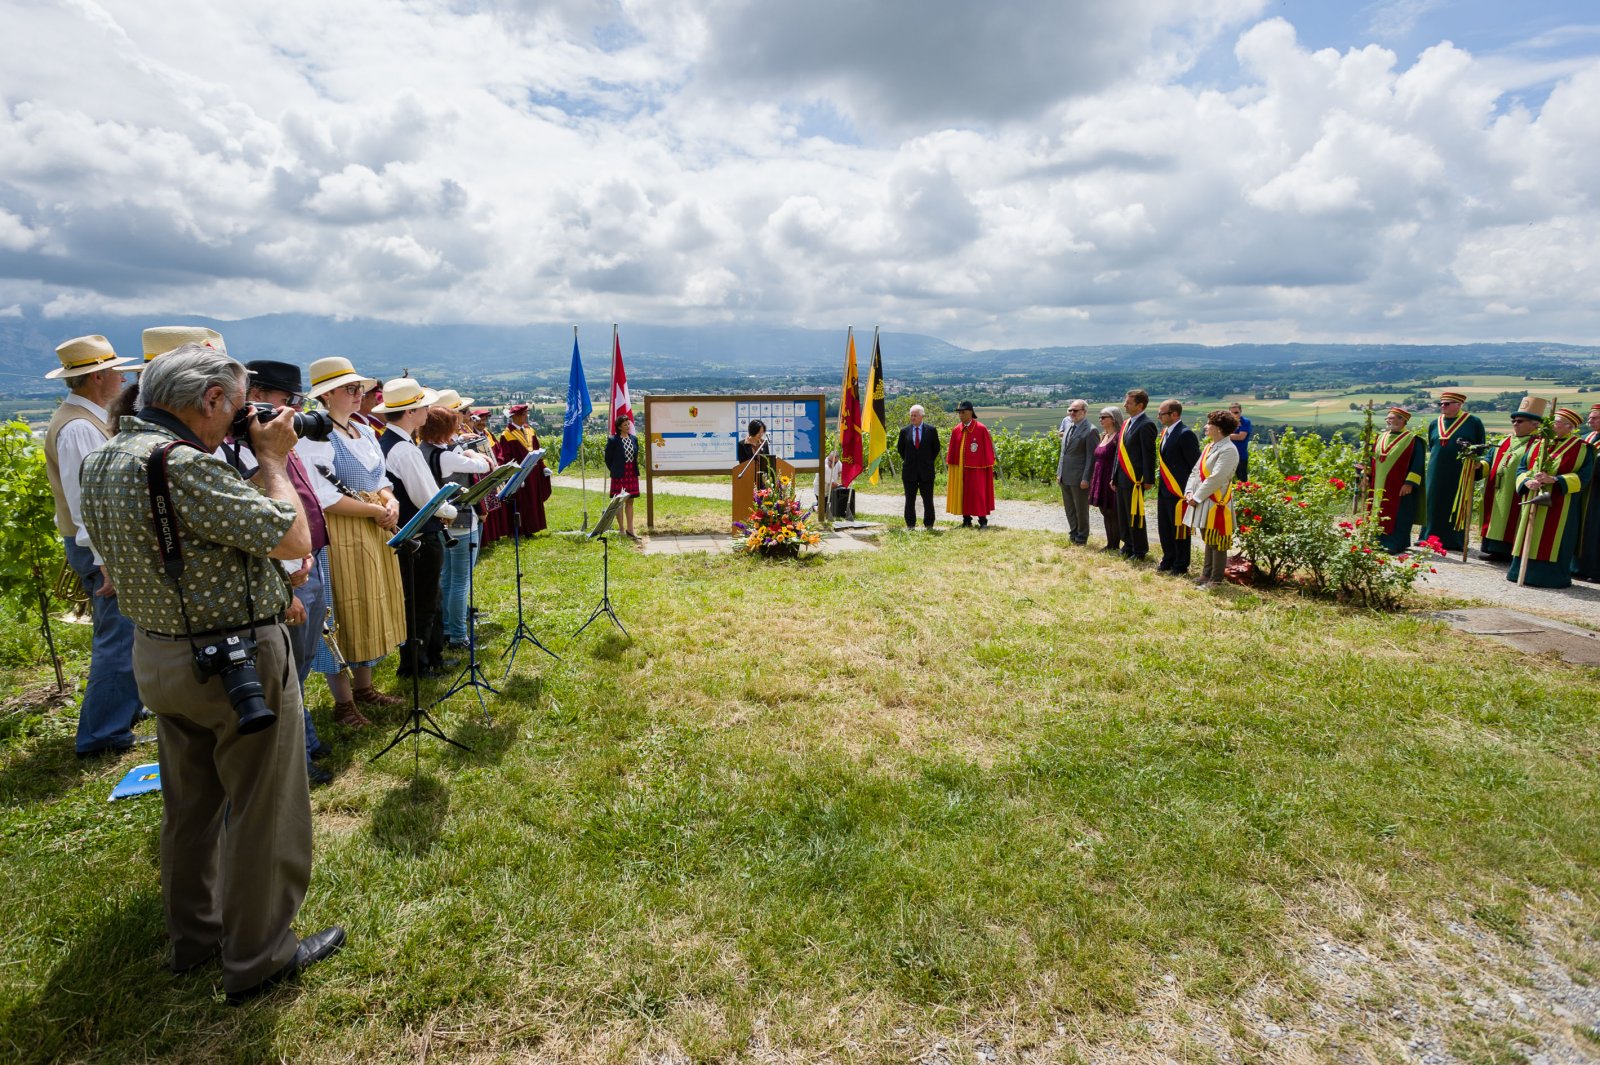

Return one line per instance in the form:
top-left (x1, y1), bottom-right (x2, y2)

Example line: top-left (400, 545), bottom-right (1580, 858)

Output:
top-left (433, 389), bottom-right (474, 411)
top-left (370, 378), bottom-right (437, 413)
top-left (136, 325), bottom-right (225, 370)
top-left (46, 335), bottom-right (135, 380)
top-left (306, 356), bottom-right (379, 398)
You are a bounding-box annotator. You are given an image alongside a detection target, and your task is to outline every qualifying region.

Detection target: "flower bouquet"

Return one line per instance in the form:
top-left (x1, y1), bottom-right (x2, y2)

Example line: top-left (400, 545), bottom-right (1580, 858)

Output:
top-left (733, 476), bottom-right (822, 559)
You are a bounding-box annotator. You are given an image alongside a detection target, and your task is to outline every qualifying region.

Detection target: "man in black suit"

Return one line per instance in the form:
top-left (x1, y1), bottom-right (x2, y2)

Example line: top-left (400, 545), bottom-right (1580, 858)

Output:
top-left (896, 404), bottom-right (941, 529)
top-left (1115, 388), bottom-right (1159, 560)
top-left (1154, 399), bottom-right (1201, 574)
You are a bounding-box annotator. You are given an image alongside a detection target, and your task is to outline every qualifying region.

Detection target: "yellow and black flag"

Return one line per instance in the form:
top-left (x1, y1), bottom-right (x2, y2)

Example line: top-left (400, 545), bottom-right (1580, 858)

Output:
top-left (864, 327), bottom-right (888, 484)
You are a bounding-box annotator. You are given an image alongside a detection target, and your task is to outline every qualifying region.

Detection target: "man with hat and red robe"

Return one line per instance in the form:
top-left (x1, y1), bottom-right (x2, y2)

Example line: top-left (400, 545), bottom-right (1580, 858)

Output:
top-left (1420, 389), bottom-right (1485, 552)
top-left (945, 400), bottom-right (996, 528)
top-left (494, 403), bottom-right (552, 535)
top-left (1508, 407), bottom-right (1593, 588)
top-left (1570, 404), bottom-right (1600, 581)
top-left (1479, 397), bottom-right (1544, 562)
top-left (1365, 407), bottom-right (1426, 554)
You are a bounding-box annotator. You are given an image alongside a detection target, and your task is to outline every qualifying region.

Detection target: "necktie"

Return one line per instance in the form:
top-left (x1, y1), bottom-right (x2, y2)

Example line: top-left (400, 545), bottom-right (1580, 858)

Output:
top-left (914, 426), bottom-right (920, 448)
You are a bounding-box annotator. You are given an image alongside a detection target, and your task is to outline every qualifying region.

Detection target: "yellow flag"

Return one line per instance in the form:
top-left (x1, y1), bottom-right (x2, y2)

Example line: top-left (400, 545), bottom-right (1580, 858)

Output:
top-left (864, 328), bottom-right (888, 484)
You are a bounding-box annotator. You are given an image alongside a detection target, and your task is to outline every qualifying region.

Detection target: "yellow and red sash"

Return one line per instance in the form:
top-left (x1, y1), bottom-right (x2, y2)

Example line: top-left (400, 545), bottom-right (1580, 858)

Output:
top-left (1155, 429), bottom-right (1189, 538)
top-left (1198, 445), bottom-right (1234, 549)
top-left (1437, 409), bottom-right (1470, 441)
top-left (1117, 419), bottom-right (1146, 527)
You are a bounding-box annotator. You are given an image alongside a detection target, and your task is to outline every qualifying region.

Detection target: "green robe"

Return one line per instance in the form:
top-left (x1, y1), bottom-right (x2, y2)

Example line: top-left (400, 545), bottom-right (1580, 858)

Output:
top-left (1421, 411), bottom-right (1485, 552)
top-left (1507, 435), bottom-right (1594, 588)
top-left (1573, 432), bottom-right (1600, 580)
top-left (1479, 433), bottom-right (1534, 557)
top-left (1366, 430), bottom-right (1426, 554)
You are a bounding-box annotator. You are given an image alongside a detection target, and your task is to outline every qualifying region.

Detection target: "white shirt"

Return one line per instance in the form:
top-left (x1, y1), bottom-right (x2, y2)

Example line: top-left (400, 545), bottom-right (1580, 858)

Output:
top-left (292, 437), bottom-right (347, 511)
top-left (436, 447), bottom-right (492, 536)
top-left (58, 394), bottom-right (112, 564)
top-left (383, 430), bottom-right (458, 522)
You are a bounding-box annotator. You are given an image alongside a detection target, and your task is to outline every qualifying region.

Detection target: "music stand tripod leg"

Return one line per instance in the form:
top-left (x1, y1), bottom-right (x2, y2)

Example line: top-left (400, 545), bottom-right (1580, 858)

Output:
top-left (433, 530), bottom-right (497, 725)
top-left (499, 497), bottom-right (560, 680)
top-left (373, 535), bottom-right (473, 770)
top-left (574, 535), bottom-right (629, 638)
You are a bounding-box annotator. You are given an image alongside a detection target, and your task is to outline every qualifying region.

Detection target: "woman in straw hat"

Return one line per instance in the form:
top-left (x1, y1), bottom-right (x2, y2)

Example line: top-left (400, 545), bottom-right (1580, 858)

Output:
top-left (300, 356), bottom-right (407, 726)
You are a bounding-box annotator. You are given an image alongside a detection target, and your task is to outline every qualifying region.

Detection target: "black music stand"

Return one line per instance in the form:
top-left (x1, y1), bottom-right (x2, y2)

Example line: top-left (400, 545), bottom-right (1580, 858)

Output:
top-left (431, 464), bottom-right (518, 722)
top-left (373, 482), bottom-right (471, 772)
top-left (498, 449), bottom-right (560, 677)
top-left (574, 492), bottom-right (631, 639)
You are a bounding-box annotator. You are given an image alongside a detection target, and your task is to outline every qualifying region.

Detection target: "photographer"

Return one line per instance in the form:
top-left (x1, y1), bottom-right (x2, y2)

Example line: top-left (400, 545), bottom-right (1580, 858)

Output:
top-left (80, 345), bottom-right (344, 1003)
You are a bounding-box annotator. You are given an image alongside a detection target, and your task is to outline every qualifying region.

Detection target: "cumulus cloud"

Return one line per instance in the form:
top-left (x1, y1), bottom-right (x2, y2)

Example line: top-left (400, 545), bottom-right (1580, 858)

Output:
top-left (0, 0), bottom-right (1597, 345)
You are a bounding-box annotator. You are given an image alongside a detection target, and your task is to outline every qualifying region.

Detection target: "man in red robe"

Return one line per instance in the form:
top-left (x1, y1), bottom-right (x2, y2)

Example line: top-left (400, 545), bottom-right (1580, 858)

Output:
top-left (946, 400), bottom-right (996, 527)
top-left (494, 403), bottom-right (552, 536)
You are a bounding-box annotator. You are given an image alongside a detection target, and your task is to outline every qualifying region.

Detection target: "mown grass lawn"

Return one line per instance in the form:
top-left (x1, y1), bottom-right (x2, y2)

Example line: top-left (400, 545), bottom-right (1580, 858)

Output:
top-left (1, 488), bottom-right (1598, 1063)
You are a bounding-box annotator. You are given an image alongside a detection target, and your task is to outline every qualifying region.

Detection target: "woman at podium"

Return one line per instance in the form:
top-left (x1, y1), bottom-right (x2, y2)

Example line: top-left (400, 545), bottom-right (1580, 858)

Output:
top-left (736, 419), bottom-right (777, 490)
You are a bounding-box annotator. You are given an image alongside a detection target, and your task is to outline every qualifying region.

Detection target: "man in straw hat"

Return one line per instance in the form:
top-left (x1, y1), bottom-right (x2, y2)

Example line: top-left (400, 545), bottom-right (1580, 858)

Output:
top-left (79, 343), bottom-right (343, 1002)
top-left (1507, 406), bottom-right (1593, 589)
top-left (1576, 404), bottom-right (1600, 582)
top-left (1365, 406), bottom-right (1427, 554)
top-left (375, 378), bottom-right (459, 677)
top-left (1478, 397), bottom-right (1545, 563)
top-left (1420, 390), bottom-right (1485, 553)
top-left (42, 335), bottom-right (145, 757)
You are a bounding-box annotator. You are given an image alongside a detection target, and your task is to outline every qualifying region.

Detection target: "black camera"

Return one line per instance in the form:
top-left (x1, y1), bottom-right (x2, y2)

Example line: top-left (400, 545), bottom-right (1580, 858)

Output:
top-left (232, 402), bottom-right (335, 442)
top-left (192, 635), bottom-right (276, 734)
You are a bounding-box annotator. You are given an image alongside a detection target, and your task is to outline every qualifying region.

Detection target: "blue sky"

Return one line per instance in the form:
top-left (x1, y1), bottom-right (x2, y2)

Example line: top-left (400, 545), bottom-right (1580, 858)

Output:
top-left (1, 1), bottom-right (1599, 347)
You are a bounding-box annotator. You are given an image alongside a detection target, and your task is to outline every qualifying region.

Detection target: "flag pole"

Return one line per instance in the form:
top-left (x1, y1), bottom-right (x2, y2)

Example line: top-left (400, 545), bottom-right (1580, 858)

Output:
top-left (578, 325), bottom-right (590, 531)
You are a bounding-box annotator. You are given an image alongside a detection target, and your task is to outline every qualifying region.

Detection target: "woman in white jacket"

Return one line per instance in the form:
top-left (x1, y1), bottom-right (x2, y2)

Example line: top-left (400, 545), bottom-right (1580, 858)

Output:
top-left (1183, 409), bottom-right (1241, 587)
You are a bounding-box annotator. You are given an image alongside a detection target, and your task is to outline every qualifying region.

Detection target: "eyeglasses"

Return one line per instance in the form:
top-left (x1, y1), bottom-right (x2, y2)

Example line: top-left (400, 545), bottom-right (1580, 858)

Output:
top-left (335, 383), bottom-right (363, 397)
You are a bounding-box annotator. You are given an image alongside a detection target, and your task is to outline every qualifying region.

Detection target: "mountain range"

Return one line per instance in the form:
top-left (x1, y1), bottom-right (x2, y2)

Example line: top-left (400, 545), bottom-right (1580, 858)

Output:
top-left (3, 308), bottom-right (1596, 394)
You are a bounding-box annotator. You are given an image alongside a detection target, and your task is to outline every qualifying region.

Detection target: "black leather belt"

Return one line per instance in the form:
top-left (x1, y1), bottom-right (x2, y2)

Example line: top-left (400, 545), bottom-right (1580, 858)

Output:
top-left (141, 617), bottom-right (280, 641)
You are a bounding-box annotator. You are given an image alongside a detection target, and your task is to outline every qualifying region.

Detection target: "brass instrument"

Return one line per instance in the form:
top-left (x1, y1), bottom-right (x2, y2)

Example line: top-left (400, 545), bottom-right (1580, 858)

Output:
top-left (53, 558), bottom-right (89, 617)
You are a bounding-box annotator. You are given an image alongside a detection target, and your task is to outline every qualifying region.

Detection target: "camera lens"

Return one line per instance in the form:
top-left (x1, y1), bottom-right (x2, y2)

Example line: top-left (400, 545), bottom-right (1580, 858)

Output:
top-left (224, 669), bottom-right (276, 734)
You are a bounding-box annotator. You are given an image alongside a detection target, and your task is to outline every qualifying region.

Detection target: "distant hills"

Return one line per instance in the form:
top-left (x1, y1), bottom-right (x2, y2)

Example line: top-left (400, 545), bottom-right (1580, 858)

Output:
top-left (2, 308), bottom-right (1595, 394)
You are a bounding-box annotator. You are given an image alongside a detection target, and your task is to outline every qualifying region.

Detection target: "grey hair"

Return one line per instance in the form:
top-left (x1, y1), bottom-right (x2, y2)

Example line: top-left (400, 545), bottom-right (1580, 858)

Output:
top-left (908, 404), bottom-right (925, 416)
top-left (139, 344), bottom-right (247, 412)
top-left (1099, 405), bottom-right (1125, 428)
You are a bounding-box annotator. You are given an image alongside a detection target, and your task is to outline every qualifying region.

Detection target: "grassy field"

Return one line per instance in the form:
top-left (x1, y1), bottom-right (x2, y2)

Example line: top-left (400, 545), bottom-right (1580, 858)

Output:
top-left (2, 489), bottom-right (1599, 1063)
top-left (983, 375), bottom-right (1595, 439)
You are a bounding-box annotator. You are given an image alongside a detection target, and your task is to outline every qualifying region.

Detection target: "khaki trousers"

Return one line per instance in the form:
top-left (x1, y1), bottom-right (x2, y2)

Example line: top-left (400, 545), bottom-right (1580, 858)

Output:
top-left (133, 622), bottom-right (311, 993)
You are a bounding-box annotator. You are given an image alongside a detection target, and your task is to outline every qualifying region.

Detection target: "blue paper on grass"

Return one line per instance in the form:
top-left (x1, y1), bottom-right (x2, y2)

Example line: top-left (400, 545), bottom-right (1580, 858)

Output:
top-left (110, 762), bottom-right (161, 801)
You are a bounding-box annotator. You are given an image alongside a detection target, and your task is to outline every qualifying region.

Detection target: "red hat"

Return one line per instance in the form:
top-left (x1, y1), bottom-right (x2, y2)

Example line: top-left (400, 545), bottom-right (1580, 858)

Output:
top-left (509, 403), bottom-right (530, 414)
top-left (470, 408), bottom-right (490, 417)
top-left (1387, 406), bottom-right (1411, 423)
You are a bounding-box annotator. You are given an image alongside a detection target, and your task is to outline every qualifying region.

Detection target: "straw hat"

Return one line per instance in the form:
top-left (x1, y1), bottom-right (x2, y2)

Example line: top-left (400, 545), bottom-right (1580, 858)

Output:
top-left (136, 325), bottom-right (225, 370)
top-left (433, 389), bottom-right (474, 411)
top-left (1511, 396), bottom-right (1548, 421)
top-left (46, 335), bottom-right (135, 380)
top-left (371, 378), bottom-right (437, 413)
top-left (306, 356), bottom-right (378, 398)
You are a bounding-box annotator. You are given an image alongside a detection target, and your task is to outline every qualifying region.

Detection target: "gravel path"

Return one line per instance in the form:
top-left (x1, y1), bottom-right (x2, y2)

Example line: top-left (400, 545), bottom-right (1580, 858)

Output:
top-left (555, 476), bottom-right (1600, 623)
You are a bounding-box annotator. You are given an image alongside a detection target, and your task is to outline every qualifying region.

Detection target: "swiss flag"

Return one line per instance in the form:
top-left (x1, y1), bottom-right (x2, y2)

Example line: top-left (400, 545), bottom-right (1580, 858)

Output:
top-left (609, 327), bottom-right (632, 430)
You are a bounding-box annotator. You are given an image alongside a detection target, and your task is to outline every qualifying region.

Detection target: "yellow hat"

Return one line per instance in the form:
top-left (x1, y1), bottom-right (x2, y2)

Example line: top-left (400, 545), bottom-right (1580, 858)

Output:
top-left (136, 325), bottom-right (225, 370)
top-left (306, 356), bottom-right (378, 398)
top-left (370, 378), bottom-right (437, 413)
top-left (46, 335), bottom-right (135, 380)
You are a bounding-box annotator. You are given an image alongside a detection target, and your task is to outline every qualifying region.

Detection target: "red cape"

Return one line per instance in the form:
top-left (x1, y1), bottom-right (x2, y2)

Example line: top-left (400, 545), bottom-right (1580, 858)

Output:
top-left (946, 419), bottom-right (996, 516)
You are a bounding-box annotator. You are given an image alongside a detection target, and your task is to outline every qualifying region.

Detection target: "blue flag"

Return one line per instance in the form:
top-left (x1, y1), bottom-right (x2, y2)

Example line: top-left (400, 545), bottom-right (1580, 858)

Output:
top-left (558, 335), bottom-right (593, 472)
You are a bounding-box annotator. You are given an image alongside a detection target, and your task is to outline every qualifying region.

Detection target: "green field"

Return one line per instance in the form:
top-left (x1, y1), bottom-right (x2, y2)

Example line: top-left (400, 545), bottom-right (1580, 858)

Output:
top-left (983, 375), bottom-right (1593, 438)
top-left (2, 488), bottom-right (1599, 1062)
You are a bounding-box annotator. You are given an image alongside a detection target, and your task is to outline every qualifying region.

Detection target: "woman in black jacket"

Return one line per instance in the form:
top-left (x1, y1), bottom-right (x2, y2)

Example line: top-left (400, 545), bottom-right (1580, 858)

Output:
top-left (603, 413), bottom-right (641, 537)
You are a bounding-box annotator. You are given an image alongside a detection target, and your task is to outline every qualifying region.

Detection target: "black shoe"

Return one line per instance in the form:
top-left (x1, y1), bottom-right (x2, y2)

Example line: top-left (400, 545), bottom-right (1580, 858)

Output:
top-left (226, 927), bottom-right (346, 1005)
top-left (444, 640), bottom-right (471, 652)
top-left (1156, 562), bottom-right (1171, 571)
top-left (978, 518), bottom-right (988, 528)
top-left (308, 741), bottom-right (330, 761)
top-left (75, 741), bottom-right (134, 760)
top-left (1100, 545), bottom-right (1120, 553)
top-left (962, 518), bottom-right (973, 527)
top-left (307, 763), bottom-right (334, 787)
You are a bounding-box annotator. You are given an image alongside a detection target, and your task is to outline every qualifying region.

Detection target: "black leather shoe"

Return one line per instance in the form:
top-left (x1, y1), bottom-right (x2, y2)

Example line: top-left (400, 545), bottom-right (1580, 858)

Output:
top-left (307, 763), bottom-right (334, 787)
top-left (227, 927), bottom-right (345, 1004)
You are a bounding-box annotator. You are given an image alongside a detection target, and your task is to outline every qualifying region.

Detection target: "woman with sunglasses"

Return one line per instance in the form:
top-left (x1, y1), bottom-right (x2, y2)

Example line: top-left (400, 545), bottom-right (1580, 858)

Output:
top-left (299, 357), bottom-right (406, 728)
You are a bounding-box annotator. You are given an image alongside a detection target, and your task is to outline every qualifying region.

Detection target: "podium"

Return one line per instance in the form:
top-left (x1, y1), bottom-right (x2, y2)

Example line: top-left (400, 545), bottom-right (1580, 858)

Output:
top-left (732, 455), bottom-right (795, 529)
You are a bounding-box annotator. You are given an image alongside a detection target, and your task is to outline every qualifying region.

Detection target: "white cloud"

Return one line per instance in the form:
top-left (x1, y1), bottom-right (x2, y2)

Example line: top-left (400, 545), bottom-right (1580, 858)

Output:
top-left (0, 1), bottom-right (1598, 345)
